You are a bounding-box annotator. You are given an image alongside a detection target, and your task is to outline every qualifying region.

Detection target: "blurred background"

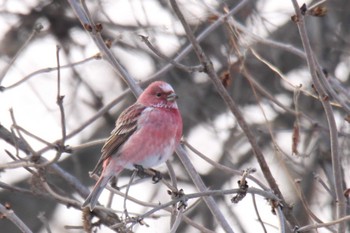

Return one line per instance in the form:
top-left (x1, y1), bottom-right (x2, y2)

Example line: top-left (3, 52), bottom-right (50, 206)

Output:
top-left (0, 0), bottom-right (349, 232)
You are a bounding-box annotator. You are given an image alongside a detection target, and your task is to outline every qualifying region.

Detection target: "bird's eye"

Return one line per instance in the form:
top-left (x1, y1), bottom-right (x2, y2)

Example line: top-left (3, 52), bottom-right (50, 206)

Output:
top-left (156, 92), bottom-right (162, 97)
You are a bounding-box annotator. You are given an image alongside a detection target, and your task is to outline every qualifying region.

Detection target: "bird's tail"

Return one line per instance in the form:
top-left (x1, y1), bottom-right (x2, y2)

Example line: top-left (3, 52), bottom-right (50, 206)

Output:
top-left (82, 174), bottom-right (111, 211)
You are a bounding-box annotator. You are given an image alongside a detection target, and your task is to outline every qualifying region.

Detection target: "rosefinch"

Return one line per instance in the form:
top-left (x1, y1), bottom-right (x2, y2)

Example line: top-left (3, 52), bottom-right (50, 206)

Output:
top-left (82, 81), bottom-right (182, 210)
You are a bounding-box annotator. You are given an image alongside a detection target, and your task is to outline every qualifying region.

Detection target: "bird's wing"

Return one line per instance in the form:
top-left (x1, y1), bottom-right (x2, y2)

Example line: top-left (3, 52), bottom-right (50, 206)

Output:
top-left (91, 103), bottom-right (146, 175)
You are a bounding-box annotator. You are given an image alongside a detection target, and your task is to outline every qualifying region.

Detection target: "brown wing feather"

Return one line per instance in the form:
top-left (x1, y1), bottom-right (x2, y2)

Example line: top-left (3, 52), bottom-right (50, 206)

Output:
top-left (91, 103), bottom-right (146, 175)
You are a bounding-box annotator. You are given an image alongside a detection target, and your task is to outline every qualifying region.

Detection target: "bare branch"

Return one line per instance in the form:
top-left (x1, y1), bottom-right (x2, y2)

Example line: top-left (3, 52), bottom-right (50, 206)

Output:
top-left (67, 0), bottom-right (143, 95)
top-left (55, 45), bottom-right (67, 146)
top-left (290, 1), bottom-right (346, 232)
top-left (0, 23), bottom-right (43, 85)
top-left (296, 215), bottom-right (350, 232)
top-left (170, 0), bottom-right (297, 229)
top-left (175, 144), bottom-right (234, 233)
top-left (139, 35), bottom-right (204, 73)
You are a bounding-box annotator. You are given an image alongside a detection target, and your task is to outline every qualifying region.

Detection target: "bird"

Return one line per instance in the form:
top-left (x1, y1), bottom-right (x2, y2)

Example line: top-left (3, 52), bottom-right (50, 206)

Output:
top-left (82, 81), bottom-right (183, 210)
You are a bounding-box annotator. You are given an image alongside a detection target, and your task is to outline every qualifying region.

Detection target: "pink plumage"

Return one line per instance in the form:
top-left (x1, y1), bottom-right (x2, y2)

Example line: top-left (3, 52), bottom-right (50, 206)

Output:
top-left (82, 81), bottom-right (183, 210)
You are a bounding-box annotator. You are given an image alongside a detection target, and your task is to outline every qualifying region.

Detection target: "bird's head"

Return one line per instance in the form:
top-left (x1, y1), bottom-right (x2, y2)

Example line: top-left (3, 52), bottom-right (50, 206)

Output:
top-left (138, 81), bottom-right (178, 109)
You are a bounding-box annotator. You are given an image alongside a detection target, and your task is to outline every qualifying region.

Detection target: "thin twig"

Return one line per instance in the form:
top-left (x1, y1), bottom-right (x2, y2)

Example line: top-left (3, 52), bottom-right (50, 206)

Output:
top-left (37, 212), bottom-right (52, 233)
top-left (11, 125), bottom-right (56, 148)
top-left (68, 0), bottom-right (142, 96)
top-left (0, 23), bottom-right (43, 85)
top-left (56, 45), bottom-right (67, 146)
top-left (181, 216), bottom-right (216, 233)
top-left (36, 89), bottom-right (129, 155)
top-left (123, 170), bottom-right (138, 218)
top-left (127, 186), bottom-right (280, 228)
top-left (294, 179), bottom-right (336, 233)
top-left (148, 0), bottom-right (250, 81)
top-left (169, 208), bottom-right (183, 233)
top-left (41, 179), bottom-right (81, 208)
top-left (313, 173), bottom-right (335, 199)
top-left (9, 109), bottom-right (37, 157)
top-left (3, 55), bottom-right (99, 91)
top-left (69, 138), bottom-right (106, 152)
top-left (166, 160), bottom-right (179, 228)
top-left (139, 35), bottom-right (203, 73)
top-left (166, 161), bottom-right (178, 190)
top-left (251, 194), bottom-right (267, 233)
top-left (0, 181), bottom-right (34, 195)
top-left (0, 124), bottom-right (31, 154)
top-left (296, 215), bottom-right (350, 232)
top-left (111, 185), bottom-right (278, 229)
top-left (313, 59), bottom-right (350, 114)
top-left (183, 140), bottom-right (269, 190)
top-left (0, 159), bottom-right (34, 169)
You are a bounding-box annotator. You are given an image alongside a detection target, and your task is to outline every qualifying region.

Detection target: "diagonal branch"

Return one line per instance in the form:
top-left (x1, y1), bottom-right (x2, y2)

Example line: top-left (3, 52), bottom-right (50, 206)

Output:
top-left (67, 0), bottom-right (142, 96)
top-left (0, 203), bottom-right (33, 233)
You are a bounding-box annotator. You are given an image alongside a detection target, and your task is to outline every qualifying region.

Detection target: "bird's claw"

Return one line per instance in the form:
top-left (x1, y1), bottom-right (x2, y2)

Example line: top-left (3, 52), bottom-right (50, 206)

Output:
top-left (133, 166), bottom-right (162, 183)
top-left (134, 164), bottom-right (146, 177)
top-left (150, 169), bottom-right (162, 183)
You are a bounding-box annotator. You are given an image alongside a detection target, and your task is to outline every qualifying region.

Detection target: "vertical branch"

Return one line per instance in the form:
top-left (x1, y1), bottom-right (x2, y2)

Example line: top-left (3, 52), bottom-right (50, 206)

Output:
top-left (290, 1), bottom-right (345, 232)
top-left (175, 145), bottom-right (234, 233)
top-left (170, 0), bottom-right (298, 229)
top-left (166, 161), bottom-right (179, 229)
top-left (56, 45), bottom-right (67, 145)
top-left (251, 194), bottom-right (267, 233)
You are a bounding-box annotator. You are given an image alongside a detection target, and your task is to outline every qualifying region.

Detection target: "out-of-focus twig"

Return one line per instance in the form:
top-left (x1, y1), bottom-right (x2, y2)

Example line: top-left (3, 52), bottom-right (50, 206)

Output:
top-left (0, 23), bottom-right (43, 86)
top-left (294, 179), bottom-right (337, 233)
top-left (169, 208), bottom-right (183, 233)
top-left (9, 109), bottom-right (37, 158)
top-left (3, 55), bottom-right (99, 91)
top-left (296, 215), bottom-right (350, 232)
top-left (251, 194), bottom-right (267, 233)
top-left (37, 212), bottom-right (52, 233)
top-left (55, 45), bottom-right (67, 146)
top-left (148, 0), bottom-right (250, 81)
top-left (0, 203), bottom-right (33, 233)
top-left (139, 35), bottom-right (203, 73)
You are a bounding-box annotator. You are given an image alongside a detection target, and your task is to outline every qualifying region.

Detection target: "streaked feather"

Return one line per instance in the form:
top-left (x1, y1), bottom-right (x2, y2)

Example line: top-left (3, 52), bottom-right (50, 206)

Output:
top-left (90, 103), bottom-right (146, 175)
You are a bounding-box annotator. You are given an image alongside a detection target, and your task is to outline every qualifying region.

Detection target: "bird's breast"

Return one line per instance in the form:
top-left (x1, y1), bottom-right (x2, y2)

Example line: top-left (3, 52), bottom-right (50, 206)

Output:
top-left (119, 106), bottom-right (180, 169)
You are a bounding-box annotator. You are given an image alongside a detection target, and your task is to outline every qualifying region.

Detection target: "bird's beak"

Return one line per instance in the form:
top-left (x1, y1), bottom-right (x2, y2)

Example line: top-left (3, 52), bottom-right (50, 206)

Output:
top-left (167, 93), bottom-right (178, 101)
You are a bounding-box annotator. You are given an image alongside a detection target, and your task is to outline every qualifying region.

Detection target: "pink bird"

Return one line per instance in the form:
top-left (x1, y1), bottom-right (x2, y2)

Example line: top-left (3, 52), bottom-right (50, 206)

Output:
top-left (82, 81), bottom-right (183, 210)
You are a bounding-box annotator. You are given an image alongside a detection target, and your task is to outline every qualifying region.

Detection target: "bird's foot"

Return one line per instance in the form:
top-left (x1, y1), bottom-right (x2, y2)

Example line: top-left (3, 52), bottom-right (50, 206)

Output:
top-left (134, 164), bottom-right (146, 178)
top-left (134, 165), bottom-right (162, 183)
top-left (149, 168), bottom-right (162, 183)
